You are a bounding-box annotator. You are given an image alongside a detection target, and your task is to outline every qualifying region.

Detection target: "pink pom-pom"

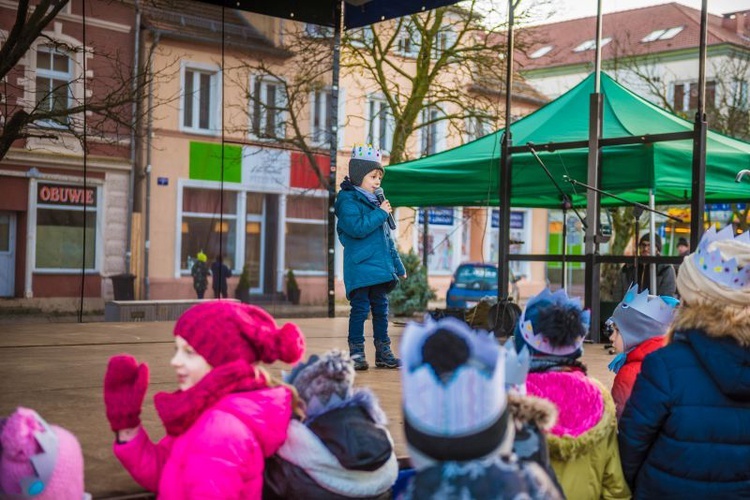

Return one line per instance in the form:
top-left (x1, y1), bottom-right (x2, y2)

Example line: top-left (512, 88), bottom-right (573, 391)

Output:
top-left (273, 322), bottom-right (306, 364)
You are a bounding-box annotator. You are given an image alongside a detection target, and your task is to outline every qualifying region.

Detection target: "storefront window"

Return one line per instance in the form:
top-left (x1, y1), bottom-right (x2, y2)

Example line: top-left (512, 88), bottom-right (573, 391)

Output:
top-left (286, 195), bottom-right (326, 272)
top-left (181, 188), bottom-right (237, 270)
top-left (35, 183), bottom-right (98, 270)
top-left (417, 208), bottom-right (456, 274)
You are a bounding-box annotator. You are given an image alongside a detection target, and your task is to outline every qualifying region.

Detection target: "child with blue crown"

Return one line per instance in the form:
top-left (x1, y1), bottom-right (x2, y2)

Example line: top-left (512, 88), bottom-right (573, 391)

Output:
top-left (513, 288), bottom-right (630, 500)
top-left (619, 226), bottom-right (750, 498)
top-left (606, 284), bottom-right (678, 419)
top-left (335, 145), bottom-right (406, 371)
top-left (397, 316), bottom-right (563, 499)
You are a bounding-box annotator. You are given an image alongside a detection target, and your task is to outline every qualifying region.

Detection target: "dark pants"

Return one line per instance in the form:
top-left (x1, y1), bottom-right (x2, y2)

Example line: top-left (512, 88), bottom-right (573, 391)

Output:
top-left (348, 283), bottom-right (390, 345)
top-left (196, 289), bottom-right (205, 299)
top-left (213, 285), bottom-right (228, 298)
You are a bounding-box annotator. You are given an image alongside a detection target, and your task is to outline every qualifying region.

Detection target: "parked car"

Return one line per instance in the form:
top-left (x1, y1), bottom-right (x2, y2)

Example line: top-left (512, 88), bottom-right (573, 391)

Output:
top-left (446, 263), bottom-right (521, 308)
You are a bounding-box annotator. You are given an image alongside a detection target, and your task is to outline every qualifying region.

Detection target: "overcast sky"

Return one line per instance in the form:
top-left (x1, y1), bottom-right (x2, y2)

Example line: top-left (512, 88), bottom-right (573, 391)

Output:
top-left (532, 0), bottom-right (750, 23)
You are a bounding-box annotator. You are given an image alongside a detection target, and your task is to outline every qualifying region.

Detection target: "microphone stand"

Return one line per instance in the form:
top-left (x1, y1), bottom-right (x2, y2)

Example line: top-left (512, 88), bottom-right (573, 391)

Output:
top-left (564, 177), bottom-right (683, 294)
top-left (527, 144), bottom-right (588, 289)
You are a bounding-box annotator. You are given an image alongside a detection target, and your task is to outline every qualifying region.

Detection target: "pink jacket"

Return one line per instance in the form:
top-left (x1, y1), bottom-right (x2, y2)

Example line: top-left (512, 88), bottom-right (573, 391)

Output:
top-left (114, 386), bottom-right (292, 499)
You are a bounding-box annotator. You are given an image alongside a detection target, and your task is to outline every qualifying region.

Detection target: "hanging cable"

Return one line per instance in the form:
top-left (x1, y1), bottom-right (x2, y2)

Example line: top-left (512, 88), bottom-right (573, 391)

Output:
top-left (79, 0), bottom-right (89, 322)
top-left (218, 4), bottom-right (226, 298)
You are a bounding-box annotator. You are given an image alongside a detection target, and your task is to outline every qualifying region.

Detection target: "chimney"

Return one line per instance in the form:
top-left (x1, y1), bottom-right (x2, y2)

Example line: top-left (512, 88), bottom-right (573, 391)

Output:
top-left (722, 11), bottom-right (750, 36)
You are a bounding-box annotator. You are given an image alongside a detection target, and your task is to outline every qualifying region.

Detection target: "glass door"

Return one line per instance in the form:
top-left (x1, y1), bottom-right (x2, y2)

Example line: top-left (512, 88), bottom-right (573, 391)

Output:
top-left (245, 194), bottom-right (265, 294)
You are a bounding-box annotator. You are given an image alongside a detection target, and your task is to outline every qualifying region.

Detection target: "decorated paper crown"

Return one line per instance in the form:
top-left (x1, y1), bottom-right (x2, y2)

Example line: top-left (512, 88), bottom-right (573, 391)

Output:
top-left (518, 288), bottom-right (590, 356)
top-left (401, 316), bottom-right (506, 459)
top-left (616, 284), bottom-right (677, 326)
top-left (610, 284), bottom-right (677, 352)
top-left (351, 144), bottom-right (382, 164)
top-left (692, 225), bottom-right (750, 289)
top-left (504, 344), bottom-right (530, 395)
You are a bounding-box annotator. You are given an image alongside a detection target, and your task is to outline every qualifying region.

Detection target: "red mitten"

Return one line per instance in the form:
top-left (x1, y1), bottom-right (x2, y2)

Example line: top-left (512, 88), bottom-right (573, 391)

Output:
top-left (104, 355), bottom-right (149, 432)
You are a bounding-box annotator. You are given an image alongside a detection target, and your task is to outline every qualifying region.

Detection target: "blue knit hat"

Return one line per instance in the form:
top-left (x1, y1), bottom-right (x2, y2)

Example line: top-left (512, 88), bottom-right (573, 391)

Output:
top-left (610, 284), bottom-right (678, 353)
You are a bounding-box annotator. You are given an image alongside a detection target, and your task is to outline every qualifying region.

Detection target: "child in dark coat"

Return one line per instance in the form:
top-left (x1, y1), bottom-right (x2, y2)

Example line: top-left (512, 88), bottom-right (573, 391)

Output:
top-left (619, 226), bottom-right (750, 498)
top-left (335, 145), bottom-right (406, 370)
top-left (263, 350), bottom-right (398, 499)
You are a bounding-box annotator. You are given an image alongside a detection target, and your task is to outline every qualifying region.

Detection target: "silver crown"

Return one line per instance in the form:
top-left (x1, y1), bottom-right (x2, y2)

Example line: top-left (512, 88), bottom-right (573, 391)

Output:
top-left (693, 226), bottom-right (750, 289)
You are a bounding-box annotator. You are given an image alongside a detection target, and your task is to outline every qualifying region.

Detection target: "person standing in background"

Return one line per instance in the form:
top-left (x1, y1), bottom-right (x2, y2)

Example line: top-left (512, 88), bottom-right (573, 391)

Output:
top-left (211, 255), bottom-right (232, 299)
top-left (191, 251), bottom-right (209, 299)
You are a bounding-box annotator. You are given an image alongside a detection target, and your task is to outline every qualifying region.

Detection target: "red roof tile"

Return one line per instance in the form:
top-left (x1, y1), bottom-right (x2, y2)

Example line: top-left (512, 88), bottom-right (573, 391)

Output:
top-left (516, 3), bottom-right (750, 71)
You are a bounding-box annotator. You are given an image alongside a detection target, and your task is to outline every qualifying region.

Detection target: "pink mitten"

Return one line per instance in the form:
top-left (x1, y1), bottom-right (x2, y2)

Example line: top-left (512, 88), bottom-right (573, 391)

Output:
top-left (104, 355), bottom-right (149, 432)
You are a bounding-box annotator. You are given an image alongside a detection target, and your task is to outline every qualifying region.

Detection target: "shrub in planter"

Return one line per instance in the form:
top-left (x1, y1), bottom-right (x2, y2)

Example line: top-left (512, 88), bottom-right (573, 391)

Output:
top-left (235, 265), bottom-right (251, 303)
top-left (388, 250), bottom-right (435, 317)
top-left (287, 269), bottom-right (301, 305)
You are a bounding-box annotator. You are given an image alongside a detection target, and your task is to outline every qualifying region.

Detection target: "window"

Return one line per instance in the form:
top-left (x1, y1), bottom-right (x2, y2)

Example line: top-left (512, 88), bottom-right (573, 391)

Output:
top-left (432, 30), bottom-right (455, 59)
top-left (573, 37), bottom-right (611, 52)
top-left (36, 46), bottom-right (73, 126)
top-left (731, 79), bottom-right (749, 110)
top-left (641, 26), bottom-right (683, 43)
top-left (311, 90), bottom-right (333, 145)
top-left (251, 77), bottom-right (286, 139)
top-left (35, 183), bottom-right (98, 270)
top-left (304, 23), bottom-right (333, 38)
top-left (347, 26), bottom-right (374, 48)
top-left (180, 188), bottom-right (237, 271)
top-left (466, 114), bottom-right (492, 142)
top-left (396, 24), bottom-right (420, 57)
top-left (421, 106), bottom-right (445, 156)
top-left (529, 45), bottom-right (553, 59)
top-left (367, 98), bottom-right (394, 153)
top-left (286, 195), bottom-right (326, 272)
top-left (672, 81), bottom-right (716, 112)
top-left (183, 68), bottom-right (218, 132)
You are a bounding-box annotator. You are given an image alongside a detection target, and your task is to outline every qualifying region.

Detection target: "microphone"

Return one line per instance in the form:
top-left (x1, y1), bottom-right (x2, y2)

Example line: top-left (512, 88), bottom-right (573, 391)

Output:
top-left (374, 187), bottom-right (397, 230)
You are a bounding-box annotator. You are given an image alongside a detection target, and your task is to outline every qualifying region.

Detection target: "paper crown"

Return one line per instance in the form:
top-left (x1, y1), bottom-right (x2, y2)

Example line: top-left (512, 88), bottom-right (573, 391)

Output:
top-left (1, 408), bottom-right (59, 497)
top-left (518, 288), bottom-right (590, 356)
top-left (401, 316), bottom-right (505, 440)
top-left (692, 226), bottom-right (750, 289)
top-left (351, 144), bottom-right (382, 164)
top-left (616, 284), bottom-right (677, 326)
top-left (504, 344), bottom-right (530, 393)
top-left (283, 350), bottom-right (354, 420)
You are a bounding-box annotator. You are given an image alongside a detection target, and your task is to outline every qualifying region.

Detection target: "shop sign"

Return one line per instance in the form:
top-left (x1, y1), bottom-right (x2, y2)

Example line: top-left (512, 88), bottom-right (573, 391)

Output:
top-left (37, 184), bottom-right (96, 206)
top-left (491, 209), bottom-right (525, 229)
top-left (241, 146), bottom-right (291, 193)
top-left (419, 207), bottom-right (454, 226)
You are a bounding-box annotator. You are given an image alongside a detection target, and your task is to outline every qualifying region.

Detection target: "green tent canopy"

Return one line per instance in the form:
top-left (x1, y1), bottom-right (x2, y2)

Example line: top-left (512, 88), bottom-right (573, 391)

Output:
top-left (381, 72), bottom-right (750, 208)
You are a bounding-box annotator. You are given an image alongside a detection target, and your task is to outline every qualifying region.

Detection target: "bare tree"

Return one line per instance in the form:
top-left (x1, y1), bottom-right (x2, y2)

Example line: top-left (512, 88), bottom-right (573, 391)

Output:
top-left (343, 0), bottom-right (533, 165)
top-left (0, 0), bottom-right (166, 162)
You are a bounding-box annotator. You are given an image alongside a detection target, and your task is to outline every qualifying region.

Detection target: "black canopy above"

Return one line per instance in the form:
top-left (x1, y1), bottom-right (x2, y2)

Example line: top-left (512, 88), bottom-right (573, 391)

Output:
top-left (196, 0), bottom-right (462, 28)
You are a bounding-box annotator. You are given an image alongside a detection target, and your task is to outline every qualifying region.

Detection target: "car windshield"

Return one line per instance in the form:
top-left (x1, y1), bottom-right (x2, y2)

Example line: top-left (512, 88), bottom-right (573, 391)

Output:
top-left (454, 266), bottom-right (498, 289)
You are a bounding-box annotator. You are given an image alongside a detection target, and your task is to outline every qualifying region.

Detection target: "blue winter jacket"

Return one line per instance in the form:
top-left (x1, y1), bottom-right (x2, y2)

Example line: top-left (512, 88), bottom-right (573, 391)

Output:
top-left (335, 179), bottom-right (405, 299)
top-left (618, 303), bottom-right (750, 499)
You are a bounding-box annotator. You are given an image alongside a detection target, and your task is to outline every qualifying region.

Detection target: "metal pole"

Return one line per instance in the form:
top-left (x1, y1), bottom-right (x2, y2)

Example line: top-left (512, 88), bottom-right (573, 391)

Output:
top-left (649, 188), bottom-right (657, 293)
top-left (144, 32), bottom-right (159, 300)
top-left (497, 0), bottom-right (515, 299)
top-left (584, 0), bottom-right (604, 341)
top-left (690, 0), bottom-right (708, 249)
top-left (561, 208), bottom-right (567, 289)
top-left (125, 0), bottom-right (141, 278)
top-left (422, 209), bottom-right (429, 269)
top-left (327, 0), bottom-right (344, 318)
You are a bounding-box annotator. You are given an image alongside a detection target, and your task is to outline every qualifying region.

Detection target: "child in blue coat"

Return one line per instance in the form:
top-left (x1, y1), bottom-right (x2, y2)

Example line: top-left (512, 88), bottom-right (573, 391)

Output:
top-left (335, 145), bottom-right (406, 370)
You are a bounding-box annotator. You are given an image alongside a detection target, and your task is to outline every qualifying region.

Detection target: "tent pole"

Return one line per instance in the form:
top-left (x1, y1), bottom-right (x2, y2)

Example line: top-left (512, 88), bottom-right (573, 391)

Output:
top-left (649, 189), bottom-right (657, 293)
top-left (498, 0), bottom-right (515, 299)
top-left (690, 0), bottom-right (708, 249)
top-left (327, 0), bottom-right (344, 318)
top-left (584, 0), bottom-right (604, 341)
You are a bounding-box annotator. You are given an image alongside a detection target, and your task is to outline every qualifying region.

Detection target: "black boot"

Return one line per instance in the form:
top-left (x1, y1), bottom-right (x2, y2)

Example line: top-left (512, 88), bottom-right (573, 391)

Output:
top-left (374, 339), bottom-right (401, 369)
top-left (348, 342), bottom-right (369, 371)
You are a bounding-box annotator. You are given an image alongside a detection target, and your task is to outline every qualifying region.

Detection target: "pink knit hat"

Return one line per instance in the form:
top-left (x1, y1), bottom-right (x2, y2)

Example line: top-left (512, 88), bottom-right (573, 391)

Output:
top-left (173, 301), bottom-right (305, 368)
top-left (0, 407), bottom-right (86, 499)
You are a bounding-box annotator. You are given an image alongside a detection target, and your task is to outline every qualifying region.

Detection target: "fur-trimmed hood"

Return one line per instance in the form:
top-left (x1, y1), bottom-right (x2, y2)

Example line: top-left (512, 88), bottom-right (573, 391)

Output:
top-left (507, 393), bottom-right (558, 432)
top-left (668, 302), bottom-right (750, 347)
top-left (668, 302), bottom-right (750, 400)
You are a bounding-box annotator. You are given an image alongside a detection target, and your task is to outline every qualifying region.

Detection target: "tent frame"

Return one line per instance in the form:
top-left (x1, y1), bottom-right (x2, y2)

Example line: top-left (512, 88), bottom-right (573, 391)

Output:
top-left (497, 0), bottom-right (710, 341)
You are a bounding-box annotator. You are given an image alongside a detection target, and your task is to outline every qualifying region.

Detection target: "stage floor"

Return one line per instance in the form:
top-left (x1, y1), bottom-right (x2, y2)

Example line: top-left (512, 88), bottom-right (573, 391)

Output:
top-left (0, 316), bottom-right (615, 498)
